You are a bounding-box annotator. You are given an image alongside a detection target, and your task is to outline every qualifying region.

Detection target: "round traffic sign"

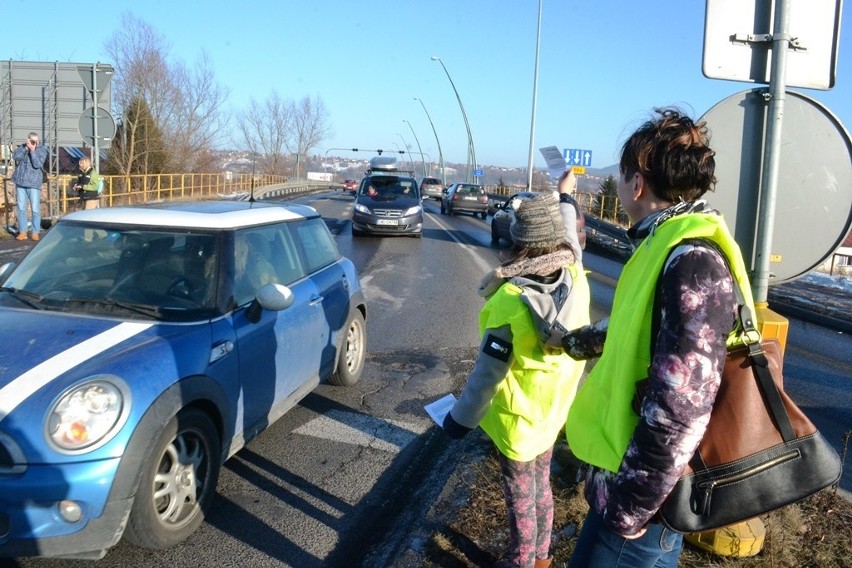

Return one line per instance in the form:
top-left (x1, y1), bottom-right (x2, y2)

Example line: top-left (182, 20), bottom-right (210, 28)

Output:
top-left (701, 89), bottom-right (852, 284)
top-left (78, 106), bottom-right (117, 146)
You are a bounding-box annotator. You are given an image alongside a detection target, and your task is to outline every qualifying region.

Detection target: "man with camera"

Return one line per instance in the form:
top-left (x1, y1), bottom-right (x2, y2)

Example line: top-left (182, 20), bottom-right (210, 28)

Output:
top-left (12, 131), bottom-right (48, 241)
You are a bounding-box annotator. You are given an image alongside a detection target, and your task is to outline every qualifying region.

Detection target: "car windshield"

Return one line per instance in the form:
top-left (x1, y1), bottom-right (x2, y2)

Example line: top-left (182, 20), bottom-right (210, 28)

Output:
top-left (422, 178), bottom-right (441, 186)
top-left (361, 177), bottom-right (418, 197)
top-left (1, 223), bottom-right (220, 321)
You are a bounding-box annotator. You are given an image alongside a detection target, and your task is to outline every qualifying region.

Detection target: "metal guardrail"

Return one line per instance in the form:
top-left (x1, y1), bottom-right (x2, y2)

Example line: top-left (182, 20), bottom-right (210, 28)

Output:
top-left (1, 173), bottom-right (329, 231)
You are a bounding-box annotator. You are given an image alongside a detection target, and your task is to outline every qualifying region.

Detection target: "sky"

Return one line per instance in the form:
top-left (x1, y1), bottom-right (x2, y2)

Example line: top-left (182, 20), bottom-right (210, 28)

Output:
top-left (3, 0), bottom-right (851, 170)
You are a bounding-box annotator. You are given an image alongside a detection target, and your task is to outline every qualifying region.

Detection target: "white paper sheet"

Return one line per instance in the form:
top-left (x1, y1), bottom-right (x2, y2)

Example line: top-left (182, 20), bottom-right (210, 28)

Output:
top-left (424, 393), bottom-right (457, 426)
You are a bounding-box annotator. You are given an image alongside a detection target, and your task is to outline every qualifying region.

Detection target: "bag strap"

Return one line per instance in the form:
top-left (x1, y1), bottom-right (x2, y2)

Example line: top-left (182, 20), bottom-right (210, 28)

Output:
top-left (649, 238), bottom-right (796, 441)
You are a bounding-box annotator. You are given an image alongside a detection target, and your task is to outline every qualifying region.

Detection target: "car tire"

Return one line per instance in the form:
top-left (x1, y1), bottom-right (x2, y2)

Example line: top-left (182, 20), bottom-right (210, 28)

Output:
top-left (329, 310), bottom-right (366, 387)
top-left (480, 211), bottom-right (487, 220)
top-left (440, 202), bottom-right (445, 214)
top-left (491, 223), bottom-right (500, 245)
top-left (124, 408), bottom-right (221, 550)
top-left (351, 226), bottom-right (364, 237)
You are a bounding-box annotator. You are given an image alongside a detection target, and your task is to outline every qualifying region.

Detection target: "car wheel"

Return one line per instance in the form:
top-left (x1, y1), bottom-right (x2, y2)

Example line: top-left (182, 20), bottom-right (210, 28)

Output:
top-left (351, 226), bottom-right (363, 237)
top-left (440, 202), bottom-right (445, 214)
top-left (480, 211), bottom-right (487, 220)
top-left (491, 223), bottom-right (500, 244)
top-left (329, 310), bottom-right (366, 386)
top-left (124, 408), bottom-right (220, 550)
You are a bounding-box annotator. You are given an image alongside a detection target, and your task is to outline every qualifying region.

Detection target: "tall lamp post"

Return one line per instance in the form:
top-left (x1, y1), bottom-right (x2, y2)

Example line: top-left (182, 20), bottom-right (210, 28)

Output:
top-left (526, 0), bottom-right (543, 191)
top-left (403, 119), bottom-right (426, 178)
top-left (431, 56), bottom-right (477, 184)
top-left (414, 97), bottom-right (445, 184)
top-left (397, 133), bottom-right (416, 172)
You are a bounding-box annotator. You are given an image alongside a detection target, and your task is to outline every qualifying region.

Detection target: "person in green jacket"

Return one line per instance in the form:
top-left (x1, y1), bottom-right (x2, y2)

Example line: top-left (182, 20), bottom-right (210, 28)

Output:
top-left (442, 191), bottom-right (591, 568)
top-left (73, 157), bottom-right (100, 210)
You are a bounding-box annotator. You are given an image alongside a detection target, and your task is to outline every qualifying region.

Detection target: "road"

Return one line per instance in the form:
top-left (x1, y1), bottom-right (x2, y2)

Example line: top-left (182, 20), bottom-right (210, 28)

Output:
top-left (1, 190), bottom-right (849, 567)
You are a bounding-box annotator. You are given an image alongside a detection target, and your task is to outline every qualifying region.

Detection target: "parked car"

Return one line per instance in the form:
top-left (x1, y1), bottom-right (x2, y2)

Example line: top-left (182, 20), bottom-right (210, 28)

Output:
top-left (419, 177), bottom-right (444, 200)
top-left (342, 179), bottom-right (358, 195)
top-left (440, 183), bottom-right (488, 218)
top-left (351, 156), bottom-right (423, 238)
top-left (0, 200), bottom-right (367, 560)
top-left (491, 191), bottom-right (587, 249)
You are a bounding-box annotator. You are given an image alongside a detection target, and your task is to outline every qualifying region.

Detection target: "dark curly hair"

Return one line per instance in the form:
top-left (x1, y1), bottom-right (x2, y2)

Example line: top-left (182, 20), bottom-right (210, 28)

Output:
top-left (619, 108), bottom-right (716, 203)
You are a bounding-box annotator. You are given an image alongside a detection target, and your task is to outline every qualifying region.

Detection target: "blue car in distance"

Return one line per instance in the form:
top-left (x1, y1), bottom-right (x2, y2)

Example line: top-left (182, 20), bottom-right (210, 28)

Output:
top-left (0, 200), bottom-right (367, 560)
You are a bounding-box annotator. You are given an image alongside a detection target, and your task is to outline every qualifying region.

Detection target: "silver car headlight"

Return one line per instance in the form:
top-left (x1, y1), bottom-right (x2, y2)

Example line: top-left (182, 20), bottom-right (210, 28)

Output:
top-left (46, 379), bottom-right (128, 452)
top-left (354, 204), bottom-right (371, 214)
top-left (402, 205), bottom-right (422, 217)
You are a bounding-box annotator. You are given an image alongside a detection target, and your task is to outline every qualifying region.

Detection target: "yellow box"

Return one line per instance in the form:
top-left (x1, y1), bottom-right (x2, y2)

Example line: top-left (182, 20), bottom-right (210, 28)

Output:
top-left (684, 518), bottom-right (766, 557)
top-left (755, 302), bottom-right (789, 353)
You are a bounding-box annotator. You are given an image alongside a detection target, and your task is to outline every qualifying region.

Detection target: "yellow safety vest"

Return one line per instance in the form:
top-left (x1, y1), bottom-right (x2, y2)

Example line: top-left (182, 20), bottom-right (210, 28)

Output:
top-left (479, 263), bottom-right (591, 461)
top-left (565, 213), bottom-right (755, 472)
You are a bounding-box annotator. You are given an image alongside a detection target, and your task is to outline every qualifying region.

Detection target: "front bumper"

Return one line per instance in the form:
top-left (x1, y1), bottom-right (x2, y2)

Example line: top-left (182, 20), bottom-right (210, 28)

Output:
top-left (352, 212), bottom-right (423, 235)
top-left (0, 458), bottom-right (130, 560)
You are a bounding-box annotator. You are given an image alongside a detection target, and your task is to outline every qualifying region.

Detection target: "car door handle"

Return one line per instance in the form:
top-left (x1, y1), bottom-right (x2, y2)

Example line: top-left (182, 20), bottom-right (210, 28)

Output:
top-left (309, 295), bottom-right (323, 306)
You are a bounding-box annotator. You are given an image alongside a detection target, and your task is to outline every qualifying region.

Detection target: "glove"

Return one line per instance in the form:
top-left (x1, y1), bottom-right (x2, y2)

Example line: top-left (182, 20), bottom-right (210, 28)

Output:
top-left (442, 412), bottom-right (473, 440)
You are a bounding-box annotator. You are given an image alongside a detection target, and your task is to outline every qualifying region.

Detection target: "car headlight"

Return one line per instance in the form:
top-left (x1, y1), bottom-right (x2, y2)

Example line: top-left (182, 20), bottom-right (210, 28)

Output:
top-left (402, 205), bottom-right (423, 217)
top-left (47, 380), bottom-right (127, 452)
top-left (354, 204), bottom-right (371, 214)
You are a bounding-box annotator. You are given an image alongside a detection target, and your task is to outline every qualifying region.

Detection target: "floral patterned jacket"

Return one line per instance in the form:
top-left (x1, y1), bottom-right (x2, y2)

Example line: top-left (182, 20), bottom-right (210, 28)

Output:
top-left (562, 206), bottom-right (738, 536)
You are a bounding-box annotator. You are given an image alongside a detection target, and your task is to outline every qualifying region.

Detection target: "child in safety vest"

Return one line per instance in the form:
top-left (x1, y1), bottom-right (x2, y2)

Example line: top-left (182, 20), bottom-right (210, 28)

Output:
top-left (442, 190), bottom-right (590, 568)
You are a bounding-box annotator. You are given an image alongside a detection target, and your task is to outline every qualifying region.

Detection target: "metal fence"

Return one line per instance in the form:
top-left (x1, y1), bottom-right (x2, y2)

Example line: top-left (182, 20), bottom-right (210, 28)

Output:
top-left (1, 173), bottom-right (333, 229)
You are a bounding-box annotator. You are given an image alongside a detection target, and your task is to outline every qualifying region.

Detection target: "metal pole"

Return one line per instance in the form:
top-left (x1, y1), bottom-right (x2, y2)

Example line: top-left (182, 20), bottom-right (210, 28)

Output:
top-left (753, 0), bottom-right (791, 303)
top-left (403, 119), bottom-right (426, 178)
top-left (414, 97), bottom-right (445, 184)
top-left (92, 63), bottom-right (100, 171)
top-left (526, 0), bottom-right (543, 190)
top-left (431, 57), bottom-right (477, 183)
top-left (397, 133), bottom-right (415, 172)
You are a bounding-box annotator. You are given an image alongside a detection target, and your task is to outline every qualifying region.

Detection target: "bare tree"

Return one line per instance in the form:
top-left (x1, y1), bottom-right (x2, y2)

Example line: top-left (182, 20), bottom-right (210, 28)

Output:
top-left (234, 91), bottom-right (292, 176)
top-left (167, 52), bottom-right (230, 172)
top-left (103, 13), bottom-right (228, 175)
top-left (289, 95), bottom-right (331, 179)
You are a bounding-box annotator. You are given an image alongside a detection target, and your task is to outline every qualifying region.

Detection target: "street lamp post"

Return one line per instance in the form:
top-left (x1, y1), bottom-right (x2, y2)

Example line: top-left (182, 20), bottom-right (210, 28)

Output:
top-left (526, 0), bottom-right (543, 191)
top-left (431, 56), bottom-right (477, 184)
top-left (414, 97), bottom-right (445, 184)
top-left (403, 119), bottom-right (427, 179)
top-left (397, 133), bottom-right (416, 172)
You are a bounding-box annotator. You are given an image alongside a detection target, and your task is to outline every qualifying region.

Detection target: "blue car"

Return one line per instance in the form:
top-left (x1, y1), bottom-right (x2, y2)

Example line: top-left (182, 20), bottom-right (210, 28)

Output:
top-left (0, 200), bottom-right (367, 559)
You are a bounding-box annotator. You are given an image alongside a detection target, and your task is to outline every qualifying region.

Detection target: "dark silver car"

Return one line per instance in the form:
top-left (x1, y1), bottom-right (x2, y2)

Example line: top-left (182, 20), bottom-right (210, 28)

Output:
top-left (420, 177), bottom-right (444, 200)
top-left (351, 157), bottom-right (423, 238)
top-left (440, 183), bottom-right (488, 218)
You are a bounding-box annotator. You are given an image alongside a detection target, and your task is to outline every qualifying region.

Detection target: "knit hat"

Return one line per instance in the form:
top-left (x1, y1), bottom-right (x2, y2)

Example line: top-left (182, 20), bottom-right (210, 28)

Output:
top-left (509, 192), bottom-right (568, 248)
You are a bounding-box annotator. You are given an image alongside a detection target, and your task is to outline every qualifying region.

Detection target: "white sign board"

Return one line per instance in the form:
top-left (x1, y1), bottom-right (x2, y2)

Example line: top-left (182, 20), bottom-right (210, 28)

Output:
top-left (703, 0), bottom-right (842, 90)
top-left (307, 172), bottom-right (333, 182)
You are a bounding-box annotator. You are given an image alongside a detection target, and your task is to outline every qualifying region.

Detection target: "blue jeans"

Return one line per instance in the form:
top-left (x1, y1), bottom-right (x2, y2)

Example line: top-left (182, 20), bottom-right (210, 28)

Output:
top-left (16, 185), bottom-right (41, 235)
top-left (567, 509), bottom-right (683, 568)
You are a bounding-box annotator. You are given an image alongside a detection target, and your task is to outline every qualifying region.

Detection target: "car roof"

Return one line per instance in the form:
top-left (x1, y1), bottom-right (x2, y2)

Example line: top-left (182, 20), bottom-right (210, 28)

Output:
top-left (61, 200), bottom-right (320, 230)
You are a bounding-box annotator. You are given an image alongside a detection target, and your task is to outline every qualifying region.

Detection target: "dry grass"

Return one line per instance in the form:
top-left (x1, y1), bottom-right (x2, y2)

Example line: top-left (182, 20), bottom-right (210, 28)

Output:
top-left (419, 440), bottom-right (852, 568)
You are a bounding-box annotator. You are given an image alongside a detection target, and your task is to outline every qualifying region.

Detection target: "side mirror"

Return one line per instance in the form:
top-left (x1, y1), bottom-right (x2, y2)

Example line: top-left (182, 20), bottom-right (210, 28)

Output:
top-left (246, 283), bottom-right (295, 323)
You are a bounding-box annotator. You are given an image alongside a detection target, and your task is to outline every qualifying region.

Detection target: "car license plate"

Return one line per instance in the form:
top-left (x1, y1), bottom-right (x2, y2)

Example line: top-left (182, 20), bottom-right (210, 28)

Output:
top-left (463, 196), bottom-right (478, 201)
top-left (377, 219), bottom-right (398, 226)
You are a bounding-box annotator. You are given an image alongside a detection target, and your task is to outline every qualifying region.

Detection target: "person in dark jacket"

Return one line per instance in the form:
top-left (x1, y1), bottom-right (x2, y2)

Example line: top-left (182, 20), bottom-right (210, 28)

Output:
top-left (12, 131), bottom-right (48, 241)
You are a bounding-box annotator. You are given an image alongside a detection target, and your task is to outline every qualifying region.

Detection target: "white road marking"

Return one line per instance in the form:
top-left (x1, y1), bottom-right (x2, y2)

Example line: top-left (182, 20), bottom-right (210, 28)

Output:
top-left (425, 212), bottom-right (493, 274)
top-left (293, 409), bottom-right (429, 453)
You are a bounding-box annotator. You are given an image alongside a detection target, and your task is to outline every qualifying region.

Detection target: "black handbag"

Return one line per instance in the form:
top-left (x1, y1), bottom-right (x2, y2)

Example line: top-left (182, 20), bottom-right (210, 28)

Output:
top-left (651, 244), bottom-right (842, 533)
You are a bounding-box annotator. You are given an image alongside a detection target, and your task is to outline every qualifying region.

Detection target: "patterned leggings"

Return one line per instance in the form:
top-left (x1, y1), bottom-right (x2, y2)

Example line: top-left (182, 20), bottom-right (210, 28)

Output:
top-left (498, 446), bottom-right (554, 567)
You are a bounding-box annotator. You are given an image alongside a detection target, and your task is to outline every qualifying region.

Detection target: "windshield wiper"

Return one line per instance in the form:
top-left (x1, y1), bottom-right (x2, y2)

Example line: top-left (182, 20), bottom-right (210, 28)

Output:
top-left (0, 287), bottom-right (45, 310)
top-left (67, 297), bottom-right (163, 318)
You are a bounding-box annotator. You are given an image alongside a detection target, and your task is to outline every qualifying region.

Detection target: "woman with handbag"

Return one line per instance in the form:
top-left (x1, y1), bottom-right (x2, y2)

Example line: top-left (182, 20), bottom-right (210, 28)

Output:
top-left (561, 108), bottom-right (752, 567)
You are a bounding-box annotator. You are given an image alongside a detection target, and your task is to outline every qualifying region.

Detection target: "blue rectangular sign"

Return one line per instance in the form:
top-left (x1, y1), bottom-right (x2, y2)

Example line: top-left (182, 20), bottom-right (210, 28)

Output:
top-left (473, 168), bottom-right (484, 177)
top-left (563, 148), bottom-right (593, 167)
